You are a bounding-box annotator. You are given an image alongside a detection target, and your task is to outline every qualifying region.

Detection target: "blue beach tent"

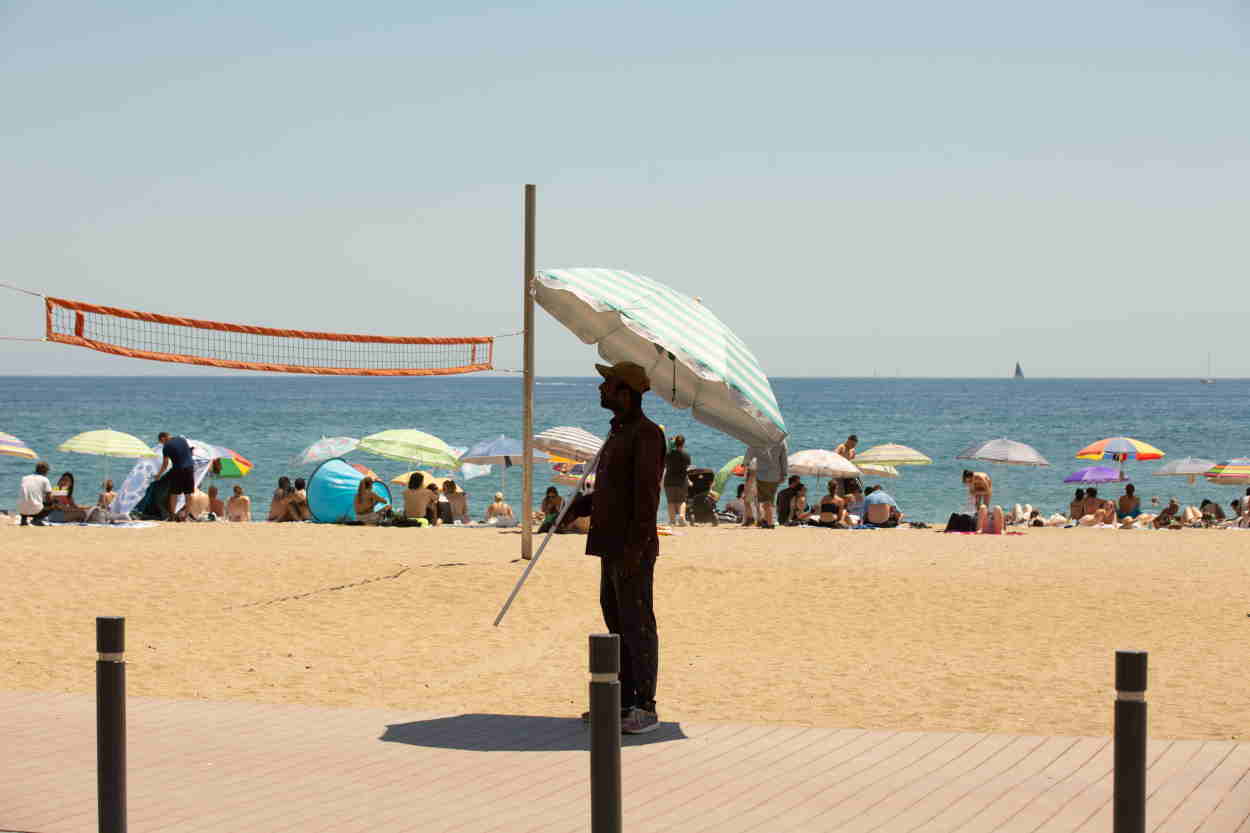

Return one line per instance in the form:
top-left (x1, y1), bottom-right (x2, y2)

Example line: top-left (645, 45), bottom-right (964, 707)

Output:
top-left (307, 457), bottom-right (392, 523)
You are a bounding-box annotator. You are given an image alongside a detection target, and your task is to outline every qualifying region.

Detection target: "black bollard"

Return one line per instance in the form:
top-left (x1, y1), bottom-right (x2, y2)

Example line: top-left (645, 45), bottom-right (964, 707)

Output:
top-left (589, 633), bottom-right (622, 833)
top-left (97, 617), bottom-right (127, 833)
top-left (1114, 650), bottom-right (1147, 833)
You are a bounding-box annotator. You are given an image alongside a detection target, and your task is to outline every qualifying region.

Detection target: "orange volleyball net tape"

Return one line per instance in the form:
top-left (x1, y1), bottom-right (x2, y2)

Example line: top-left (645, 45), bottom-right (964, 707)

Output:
top-left (44, 296), bottom-right (494, 376)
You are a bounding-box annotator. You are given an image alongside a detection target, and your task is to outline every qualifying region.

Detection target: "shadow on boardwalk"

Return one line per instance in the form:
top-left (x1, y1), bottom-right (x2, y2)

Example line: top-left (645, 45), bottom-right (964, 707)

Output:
top-left (380, 713), bottom-right (688, 751)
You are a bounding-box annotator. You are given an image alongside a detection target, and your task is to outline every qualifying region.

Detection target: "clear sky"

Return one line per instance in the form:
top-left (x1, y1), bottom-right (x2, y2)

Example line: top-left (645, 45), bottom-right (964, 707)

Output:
top-left (2, 1), bottom-right (1245, 377)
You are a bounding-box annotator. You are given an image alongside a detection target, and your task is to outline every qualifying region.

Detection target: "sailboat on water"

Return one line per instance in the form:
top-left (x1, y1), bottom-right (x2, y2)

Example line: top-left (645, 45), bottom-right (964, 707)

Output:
top-left (1200, 353), bottom-right (1215, 384)
top-left (1013, 362), bottom-right (1024, 379)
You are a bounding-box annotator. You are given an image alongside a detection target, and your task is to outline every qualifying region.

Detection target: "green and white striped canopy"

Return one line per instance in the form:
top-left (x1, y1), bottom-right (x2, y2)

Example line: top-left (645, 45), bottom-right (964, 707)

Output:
top-left (535, 268), bottom-right (786, 446)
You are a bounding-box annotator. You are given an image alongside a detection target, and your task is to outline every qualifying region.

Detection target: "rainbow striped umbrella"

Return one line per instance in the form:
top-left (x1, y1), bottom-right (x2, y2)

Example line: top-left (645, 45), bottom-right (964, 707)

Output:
top-left (0, 431), bottom-right (38, 460)
top-left (210, 447), bottom-right (254, 478)
top-left (1204, 459), bottom-right (1250, 485)
top-left (1075, 437), bottom-right (1165, 462)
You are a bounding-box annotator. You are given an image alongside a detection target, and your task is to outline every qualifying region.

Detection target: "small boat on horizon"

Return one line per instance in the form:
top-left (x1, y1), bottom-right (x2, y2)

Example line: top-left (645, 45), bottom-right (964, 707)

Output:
top-left (1200, 353), bottom-right (1215, 384)
top-left (1013, 362), bottom-right (1024, 379)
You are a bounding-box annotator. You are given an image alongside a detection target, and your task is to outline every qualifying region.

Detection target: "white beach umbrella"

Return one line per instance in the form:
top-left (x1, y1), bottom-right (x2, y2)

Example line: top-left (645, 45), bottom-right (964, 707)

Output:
top-left (856, 463), bottom-right (899, 479)
top-left (787, 449), bottom-right (859, 478)
top-left (1153, 457), bottom-right (1217, 485)
top-left (956, 438), bottom-right (1050, 467)
top-left (535, 268), bottom-right (786, 446)
top-left (532, 426), bottom-right (603, 462)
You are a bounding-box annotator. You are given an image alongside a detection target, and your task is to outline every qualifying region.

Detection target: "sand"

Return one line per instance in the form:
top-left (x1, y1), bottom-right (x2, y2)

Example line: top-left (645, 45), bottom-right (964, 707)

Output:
top-left (2, 520), bottom-right (1248, 740)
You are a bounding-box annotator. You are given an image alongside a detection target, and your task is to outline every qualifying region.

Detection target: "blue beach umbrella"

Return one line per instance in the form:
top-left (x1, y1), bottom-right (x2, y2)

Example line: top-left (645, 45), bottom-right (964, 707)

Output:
top-left (461, 435), bottom-right (550, 492)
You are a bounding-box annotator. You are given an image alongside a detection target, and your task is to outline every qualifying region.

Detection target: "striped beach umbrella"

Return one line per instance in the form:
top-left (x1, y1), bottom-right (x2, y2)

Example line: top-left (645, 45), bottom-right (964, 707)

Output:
top-left (532, 426), bottom-right (603, 462)
top-left (59, 429), bottom-right (158, 458)
top-left (1075, 436), bottom-right (1165, 462)
top-left (857, 464), bottom-right (899, 479)
top-left (0, 431), bottom-right (38, 460)
top-left (787, 449), bottom-right (859, 478)
top-left (855, 443), bottom-right (932, 466)
top-left (535, 268), bottom-right (786, 447)
top-left (1204, 459), bottom-right (1250, 485)
top-left (209, 447), bottom-right (254, 478)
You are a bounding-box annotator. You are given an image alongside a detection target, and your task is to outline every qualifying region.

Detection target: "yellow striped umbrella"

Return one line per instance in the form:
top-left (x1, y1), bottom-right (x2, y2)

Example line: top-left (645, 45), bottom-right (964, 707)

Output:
top-left (58, 429), bottom-right (158, 458)
top-left (0, 431), bottom-right (38, 460)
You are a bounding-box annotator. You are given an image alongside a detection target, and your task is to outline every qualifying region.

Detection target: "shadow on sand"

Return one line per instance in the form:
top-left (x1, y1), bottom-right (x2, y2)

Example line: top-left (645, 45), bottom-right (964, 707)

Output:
top-left (380, 713), bottom-right (687, 752)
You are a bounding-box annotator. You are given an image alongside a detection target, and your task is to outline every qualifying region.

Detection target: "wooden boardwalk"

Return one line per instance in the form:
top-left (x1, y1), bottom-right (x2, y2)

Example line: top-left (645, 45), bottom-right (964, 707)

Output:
top-left (3, 691), bottom-right (1248, 832)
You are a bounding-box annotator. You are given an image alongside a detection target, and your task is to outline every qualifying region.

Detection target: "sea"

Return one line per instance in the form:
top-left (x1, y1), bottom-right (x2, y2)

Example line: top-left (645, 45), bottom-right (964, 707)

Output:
top-left (2, 375), bottom-right (1246, 523)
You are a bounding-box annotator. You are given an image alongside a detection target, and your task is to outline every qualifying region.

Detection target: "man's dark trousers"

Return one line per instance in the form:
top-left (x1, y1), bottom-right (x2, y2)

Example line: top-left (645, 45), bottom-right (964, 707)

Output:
top-left (599, 552), bottom-right (658, 710)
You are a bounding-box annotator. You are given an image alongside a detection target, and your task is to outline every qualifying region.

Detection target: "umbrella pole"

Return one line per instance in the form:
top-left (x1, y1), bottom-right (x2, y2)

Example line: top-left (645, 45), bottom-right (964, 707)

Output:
top-left (520, 184), bottom-right (536, 561)
top-left (495, 449), bottom-right (599, 626)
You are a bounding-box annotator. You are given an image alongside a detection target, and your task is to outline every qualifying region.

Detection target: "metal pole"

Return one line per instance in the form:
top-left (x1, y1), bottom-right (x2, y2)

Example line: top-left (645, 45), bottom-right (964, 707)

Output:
top-left (521, 184), bottom-right (536, 560)
top-left (1114, 649), bottom-right (1148, 833)
top-left (97, 616), bottom-right (127, 833)
top-left (589, 633), bottom-right (622, 833)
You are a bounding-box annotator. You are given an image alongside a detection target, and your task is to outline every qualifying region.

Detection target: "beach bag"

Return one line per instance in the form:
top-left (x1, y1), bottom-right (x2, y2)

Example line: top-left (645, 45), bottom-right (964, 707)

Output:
top-left (946, 512), bottom-right (976, 532)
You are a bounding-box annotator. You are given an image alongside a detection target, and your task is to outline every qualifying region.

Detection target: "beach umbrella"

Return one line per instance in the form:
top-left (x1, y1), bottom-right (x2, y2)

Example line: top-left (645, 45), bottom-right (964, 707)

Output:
top-left (58, 429), bottom-right (157, 459)
top-left (855, 443), bottom-right (932, 466)
top-left (0, 431), bottom-right (38, 460)
top-left (1204, 459), bottom-right (1250, 485)
top-left (1076, 437), bottom-right (1165, 462)
top-left (532, 426), bottom-right (603, 462)
top-left (462, 434), bottom-right (550, 493)
top-left (535, 268), bottom-right (786, 446)
top-left (956, 438), bottom-right (1050, 467)
top-left (787, 449), bottom-right (859, 478)
top-left (1063, 466), bottom-right (1129, 484)
top-left (293, 436), bottom-right (359, 466)
top-left (1153, 457), bottom-right (1217, 485)
top-left (711, 455), bottom-right (745, 498)
top-left (390, 470), bottom-right (437, 488)
top-left (358, 429), bottom-right (460, 470)
top-left (208, 447), bottom-right (254, 478)
top-left (857, 464), bottom-right (899, 479)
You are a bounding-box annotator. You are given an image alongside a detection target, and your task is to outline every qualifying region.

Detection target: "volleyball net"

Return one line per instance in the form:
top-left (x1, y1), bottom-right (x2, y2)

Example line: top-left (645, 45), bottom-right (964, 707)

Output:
top-left (43, 296), bottom-right (494, 376)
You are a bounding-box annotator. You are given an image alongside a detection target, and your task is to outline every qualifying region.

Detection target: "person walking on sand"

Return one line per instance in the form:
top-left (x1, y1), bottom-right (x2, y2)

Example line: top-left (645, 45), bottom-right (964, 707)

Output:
top-left (155, 432), bottom-right (196, 521)
top-left (566, 361), bottom-right (665, 734)
top-left (663, 434), bottom-right (691, 527)
top-left (743, 438), bottom-right (788, 529)
top-left (962, 469), bottom-right (993, 510)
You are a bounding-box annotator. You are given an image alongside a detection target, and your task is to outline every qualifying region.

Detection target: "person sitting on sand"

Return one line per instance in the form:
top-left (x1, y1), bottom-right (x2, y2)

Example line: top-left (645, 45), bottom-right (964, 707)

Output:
top-left (538, 486), bottom-right (564, 533)
top-left (486, 491), bottom-right (516, 526)
top-left (817, 480), bottom-right (848, 528)
top-left (862, 486), bottom-right (903, 527)
top-left (963, 469), bottom-right (993, 510)
top-left (1117, 484), bottom-right (1141, 520)
top-left (178, 487), bottom-right (211, 521)
top-left (226, 485), bottom-right (251, 521)
top-left (785, 483), bottom-right (814, 525)
top-left (97, 479), bottom-right (117, 511)
top-left (1199, 500), bottom-right (1225, 523)
top-left (50, 472), bottom-right (89, 523)
top-left (976, 504), bottom-right (1005, 534)
top-left (443, 480), bottom-right (469, 524)
top-left (268, 477), bottom-right (295, 522)
top-left (354, 477), bottom-right (388, 526)
top-left (1152, 498), bottom-right (1181, 528)
top-left (402, 473), bottom-right (437, 524)
top-left (207, 485), bottom-right (225, 518)
top-left (844, 483), bottom-right (865, 526)
top-left (1068, 488), bottom-right (1086, 521)
top-left (288, 478), bottom-right (311, 521)
top-left (724, 484), bottom-right (747, 523)
top-left (1077, 488), bottom-right (1117, 526)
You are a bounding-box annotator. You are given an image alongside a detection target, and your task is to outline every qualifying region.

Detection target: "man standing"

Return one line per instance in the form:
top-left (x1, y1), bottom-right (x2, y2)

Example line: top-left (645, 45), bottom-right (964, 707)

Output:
top-left (18, 462), bottom-right (53, 526)
top-left (155, 432), bottom-right (196, 521)
top-left (567, 361), bottom-right (665, 734)
top-left (834, 434), bottom-right (858, 460)
top-left (744, 438), bottom-right (789, 529)
top-left (962, 469), bottom-right (993, 510)
top-left (663, 434), bottom-right (691, 526)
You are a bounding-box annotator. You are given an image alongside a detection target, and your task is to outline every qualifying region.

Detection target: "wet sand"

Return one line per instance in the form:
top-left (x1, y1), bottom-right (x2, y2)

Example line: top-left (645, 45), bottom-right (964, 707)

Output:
top-left (2, 520), bottom-right (1247, 739)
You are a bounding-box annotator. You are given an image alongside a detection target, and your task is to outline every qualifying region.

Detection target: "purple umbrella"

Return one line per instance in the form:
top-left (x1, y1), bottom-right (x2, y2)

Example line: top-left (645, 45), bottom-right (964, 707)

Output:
top-left (1063, 466), bottom-right (1129, 484)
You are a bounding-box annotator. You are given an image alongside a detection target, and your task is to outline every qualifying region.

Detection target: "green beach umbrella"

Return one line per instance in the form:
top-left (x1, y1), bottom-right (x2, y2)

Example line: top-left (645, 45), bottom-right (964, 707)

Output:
top-left (535, 268), bottom-right (786, 446)
top-left (358, 429), bottom-right (460, 471)
top-left (712, 455), bottom-right (744, 498)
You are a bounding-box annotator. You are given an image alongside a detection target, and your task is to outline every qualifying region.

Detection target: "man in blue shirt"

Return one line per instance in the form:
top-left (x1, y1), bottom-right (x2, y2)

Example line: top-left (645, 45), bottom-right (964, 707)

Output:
top-left (862, 486), bottom-right (903, 527)
top-left (155, 432), bottom-right (196, 521)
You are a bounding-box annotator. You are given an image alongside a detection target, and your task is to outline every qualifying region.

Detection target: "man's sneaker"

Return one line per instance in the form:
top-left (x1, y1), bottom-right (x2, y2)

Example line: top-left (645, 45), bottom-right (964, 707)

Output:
top-left (582, 708), bottom-right (630, 724)
top-left (30, 518), bottom-right (46, 527)
top-left (621, 706), bottom-right (659, 734)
